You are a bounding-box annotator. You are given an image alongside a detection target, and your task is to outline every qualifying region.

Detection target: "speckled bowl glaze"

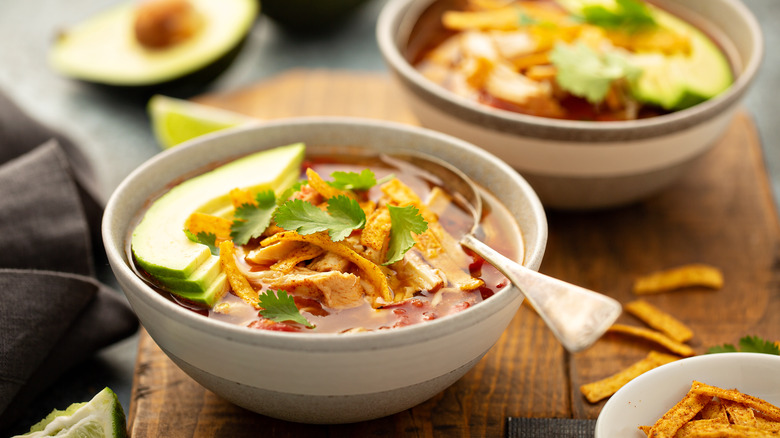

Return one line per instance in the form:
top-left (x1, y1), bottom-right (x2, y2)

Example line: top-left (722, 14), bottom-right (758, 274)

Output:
top-left (377, 0), bottom-right (763, 209)
top-left (103, 117), bottom-right (547, 424)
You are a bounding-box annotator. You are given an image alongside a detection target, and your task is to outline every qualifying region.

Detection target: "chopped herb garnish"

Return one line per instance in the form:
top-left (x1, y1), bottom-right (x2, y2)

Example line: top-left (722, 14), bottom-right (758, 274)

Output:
top-left (258, 289), bottom-right (313, 328)
top-left (384, 205), bottom-right (428, 265)
top-left (184, 229), bottom-right (219, 255)
top-left (581, 0), bottom-right (656, 33)
top-left (274, 195), bottom-right (367, 242)
top-left (707, 335), bottom-right (780, 355)
top-left (230, 190), bottom-right (277, 246)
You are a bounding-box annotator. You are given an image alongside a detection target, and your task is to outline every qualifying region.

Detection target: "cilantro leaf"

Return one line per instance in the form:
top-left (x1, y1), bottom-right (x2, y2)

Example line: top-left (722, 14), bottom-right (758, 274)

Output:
top-left (277, 179), bottom-right (308, 206)
top-left (384, 205), bottom-right (428, 265)
top-left (274, 195), bottom-right (366, 242)
top-left (706, 344), bottom-right (738, 354)
top-left (706, 335), bottom-right (780, 355)
top-left (328, 169), bottom-right (378, 191)
top-left (257, 289), bottom-right (313, 328)
top-left (325, 195), bottom-right (368, 241)
top-left (230, 190), bottom-right (277, 246)
top-left (582, 0), bottom-right (656, 33)
top-left (550, 42), bottom-right (641, 104)
top-left (184, 229), bottom-right (219, 255)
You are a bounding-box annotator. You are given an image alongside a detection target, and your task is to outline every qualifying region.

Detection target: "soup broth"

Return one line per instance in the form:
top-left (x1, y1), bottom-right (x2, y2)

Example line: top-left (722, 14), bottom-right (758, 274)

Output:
top-left (133, 151), bottom-right (521, 334)
top-left (409, 0), bottom-right (733, 121)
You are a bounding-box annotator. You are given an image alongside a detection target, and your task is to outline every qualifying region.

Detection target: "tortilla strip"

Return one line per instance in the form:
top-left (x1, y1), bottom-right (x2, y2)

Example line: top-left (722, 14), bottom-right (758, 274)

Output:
top-left (219, 240), bottom-right (259, 309)
top-left (690, 381), bottom-right (780, 422)
top-left (723, 398), bottom-right (758, 427)
top-left (305, 168), bottom-right (355, 200)
top-left (633, 264), bottom-right (724, 294)
top-left (580, 351), bottom-right (679, 403)
top-left (270, 243), bottom-right (324, 274)
top-left (361, 205), bottom-right (392, 253)
top-left (185, 212), bottom-right (232, 241)
top-left (261, 231), bottom-right (392, 306)
top-left (608, 324), bottom-right (695, 357)
top-left (443, 8), bottom-right (521, 31)
top-left (625, 299), bottom-right (694, 343)
top-left (230, 187), bottom-right (256, 208)
top-left (755, 414), bottom-right (780, 432)
top-left (647, 384), bottom-right (712, 438)
top-left (700, 398), bottom-right (729, 423)
top-left (676, 423), bottom-right (780, 437)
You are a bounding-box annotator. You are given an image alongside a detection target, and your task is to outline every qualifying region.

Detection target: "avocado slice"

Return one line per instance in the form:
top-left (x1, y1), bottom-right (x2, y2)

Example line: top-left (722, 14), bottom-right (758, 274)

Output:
top-left (556, 0), bottom-right (733, 111)
top-left (131, 143), bottom-right (305, 304)
top-left (49, 0), bottom-right (258, 92)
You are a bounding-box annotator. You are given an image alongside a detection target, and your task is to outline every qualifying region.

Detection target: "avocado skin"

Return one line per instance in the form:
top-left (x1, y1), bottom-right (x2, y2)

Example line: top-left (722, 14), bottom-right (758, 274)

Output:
top-left (79, 36), bottom-right (250, 100)
top-left (262, 0), bottom-right (371, 33)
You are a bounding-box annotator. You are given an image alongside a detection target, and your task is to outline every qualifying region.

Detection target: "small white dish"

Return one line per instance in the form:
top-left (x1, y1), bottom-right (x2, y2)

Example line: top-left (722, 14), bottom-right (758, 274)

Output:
top-left (595, 353), bottom-right (780, 437)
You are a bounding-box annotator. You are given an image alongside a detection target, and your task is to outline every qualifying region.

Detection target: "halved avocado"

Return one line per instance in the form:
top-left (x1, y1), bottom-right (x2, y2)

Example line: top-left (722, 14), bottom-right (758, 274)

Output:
top-left (49, 0), bottom-right (258, 93)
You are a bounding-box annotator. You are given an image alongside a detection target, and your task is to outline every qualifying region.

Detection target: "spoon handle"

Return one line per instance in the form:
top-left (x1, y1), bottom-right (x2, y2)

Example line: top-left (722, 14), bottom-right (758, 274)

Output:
top-left (460, 234), bottom-right (621, 353)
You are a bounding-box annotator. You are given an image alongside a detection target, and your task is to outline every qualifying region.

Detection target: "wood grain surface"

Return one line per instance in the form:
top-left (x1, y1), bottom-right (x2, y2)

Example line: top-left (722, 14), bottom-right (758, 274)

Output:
top-left (128, 70), bottom-right (780, 437)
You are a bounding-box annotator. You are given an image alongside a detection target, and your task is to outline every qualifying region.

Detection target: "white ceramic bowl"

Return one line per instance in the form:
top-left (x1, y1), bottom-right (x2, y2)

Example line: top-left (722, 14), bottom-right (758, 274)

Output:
top-left (102, 117), bottom-right (547, 423)
top-left (377, 0), bottom-right (763, 209)
top-left (596, 353), bottom-right (780, 437)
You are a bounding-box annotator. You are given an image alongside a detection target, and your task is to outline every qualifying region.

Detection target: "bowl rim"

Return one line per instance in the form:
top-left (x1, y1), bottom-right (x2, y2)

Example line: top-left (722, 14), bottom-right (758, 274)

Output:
top-left (103, 116), bottom-right (547, 352)
top-left (376, 0), bottom-right (764, 142)
top-left (594, 352), bottom-right (780, 437)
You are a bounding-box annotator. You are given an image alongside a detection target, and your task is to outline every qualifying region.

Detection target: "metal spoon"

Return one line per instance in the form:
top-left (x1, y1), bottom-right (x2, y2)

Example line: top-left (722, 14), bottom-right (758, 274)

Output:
top-left (383, 152), bottom-right (622, 353)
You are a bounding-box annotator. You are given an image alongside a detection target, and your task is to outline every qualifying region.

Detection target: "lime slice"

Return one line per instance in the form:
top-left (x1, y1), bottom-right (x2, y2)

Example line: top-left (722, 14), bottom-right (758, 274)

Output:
top-left (16, 387), bottom-right (127, 438)
top-left (148, 94), bottom-right (258, 149)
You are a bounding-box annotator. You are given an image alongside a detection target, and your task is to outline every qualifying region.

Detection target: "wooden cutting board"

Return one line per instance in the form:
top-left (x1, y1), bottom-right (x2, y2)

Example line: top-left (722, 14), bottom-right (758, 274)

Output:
top-left (128, 70), bottom-right (780, 437)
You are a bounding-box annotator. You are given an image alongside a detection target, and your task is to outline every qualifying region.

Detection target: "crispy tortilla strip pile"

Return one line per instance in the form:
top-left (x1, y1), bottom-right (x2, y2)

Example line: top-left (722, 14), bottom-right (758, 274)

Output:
top-left (634, 264), bottom-right (724, 295)
top-left (641, 381), bottom-right (780, 437)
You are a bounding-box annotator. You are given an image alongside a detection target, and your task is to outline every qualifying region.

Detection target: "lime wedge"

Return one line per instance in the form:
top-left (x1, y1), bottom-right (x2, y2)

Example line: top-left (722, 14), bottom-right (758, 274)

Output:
top-left (148, 94), bottom-right (258, 149)
top-left (15, 387), bottom-right (127, 438)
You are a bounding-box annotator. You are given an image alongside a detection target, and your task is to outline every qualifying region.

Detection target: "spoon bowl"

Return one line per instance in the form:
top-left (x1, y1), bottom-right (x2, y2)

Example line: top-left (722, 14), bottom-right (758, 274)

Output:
top-left (385, 151), bottom-right (622, 352)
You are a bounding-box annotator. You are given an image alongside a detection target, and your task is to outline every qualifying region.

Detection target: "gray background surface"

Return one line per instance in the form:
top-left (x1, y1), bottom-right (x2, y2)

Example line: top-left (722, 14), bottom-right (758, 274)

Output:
top-left (1, 0), bottom-right (777, 433)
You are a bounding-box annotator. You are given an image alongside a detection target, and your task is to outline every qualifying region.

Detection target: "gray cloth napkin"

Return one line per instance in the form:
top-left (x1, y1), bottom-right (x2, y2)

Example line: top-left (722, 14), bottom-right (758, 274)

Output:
top-left (0, 93), bottom-right (138, 431)
top-left (506, 418), bottom-right (596, 438)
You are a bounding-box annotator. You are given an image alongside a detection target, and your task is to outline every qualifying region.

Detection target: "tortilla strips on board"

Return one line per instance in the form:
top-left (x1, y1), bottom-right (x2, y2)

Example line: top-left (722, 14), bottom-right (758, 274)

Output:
top-left (261, 231), bottom-right (392, 306)
top-left (625, 299), bottom-right (694, 343)
top-left (691, 381), bottom-right (780, 422)
top-left (647, 384), bottom-right (712, 438)
top-left (580, 350), bottom-right (679, 403)
top-left (633, 264), bottom-right (724, 294)
top-left (381, 178), bottom-right (483, 291)
top-left (219, 240), bottom-right (259, 308)
top-left (608, 324), bottom-right (695, 357)
top-left (185, 212), bottom-right (232, 242)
